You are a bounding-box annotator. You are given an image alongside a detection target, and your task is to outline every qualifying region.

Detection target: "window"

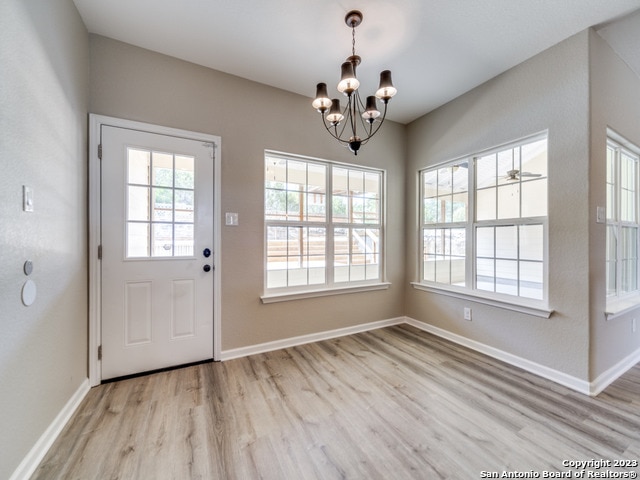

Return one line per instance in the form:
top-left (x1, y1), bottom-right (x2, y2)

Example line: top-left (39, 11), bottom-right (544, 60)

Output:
top-left (420, 134), bottom-right (548, 302)
top-left (126, 147), bottom-right (195, 258)
top-left (265, 152), bottom-right (384, 293)
top-left (606, 135), bottom-right (640, 299)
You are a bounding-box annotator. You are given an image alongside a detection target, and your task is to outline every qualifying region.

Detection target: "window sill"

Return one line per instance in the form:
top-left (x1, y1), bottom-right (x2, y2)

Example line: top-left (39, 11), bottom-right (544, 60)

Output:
top-left (605, 295), bottom-right (640, 320)
top-left (410, 282), bottom-right (553, 318)
top-left (261, 282), bottom-right (391, 304)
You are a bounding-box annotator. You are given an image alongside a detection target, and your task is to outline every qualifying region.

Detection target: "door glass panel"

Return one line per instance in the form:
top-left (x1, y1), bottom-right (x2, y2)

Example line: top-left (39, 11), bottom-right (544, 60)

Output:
top-left (128, 148), bottom-right (150, 185)
top-left (152, 223), bottom-right (173, 257)
top-left (152, 187), bottom-right (173, 221)
top-left (126, 148), bottom-right (196, 259)
top-left (175, 224), bottom-right (194, 256)
top-left (175, 190), bottom-right (194, 222)
top-left (128, 186), bottom-right (149, 221)
top-left (152, 152), bottom-right (173, 187)
top-left (127, 223), bottom-right (149, 257)
top-left (175, 155), bottom-right (195, 189)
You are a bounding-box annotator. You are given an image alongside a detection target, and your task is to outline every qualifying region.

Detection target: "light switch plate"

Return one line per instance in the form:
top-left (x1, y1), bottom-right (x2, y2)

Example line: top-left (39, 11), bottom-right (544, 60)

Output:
top-left (596, 206), bottom-right (605, 224)
top-left (225, 212), bottom-right (238, 226)
top-left (23, 185), bottom-right (34, 212)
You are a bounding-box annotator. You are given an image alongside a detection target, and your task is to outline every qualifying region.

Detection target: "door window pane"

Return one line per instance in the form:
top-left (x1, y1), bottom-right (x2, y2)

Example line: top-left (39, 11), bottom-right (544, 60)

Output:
top-left (128, 148), bottom-right (150, 185)
top-left (126, 148), bottom-right (197, 259)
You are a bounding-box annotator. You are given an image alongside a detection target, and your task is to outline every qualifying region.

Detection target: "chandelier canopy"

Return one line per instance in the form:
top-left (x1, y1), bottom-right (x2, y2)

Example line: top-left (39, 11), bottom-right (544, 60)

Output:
top-left (312, 10), bottom-right (397, 155)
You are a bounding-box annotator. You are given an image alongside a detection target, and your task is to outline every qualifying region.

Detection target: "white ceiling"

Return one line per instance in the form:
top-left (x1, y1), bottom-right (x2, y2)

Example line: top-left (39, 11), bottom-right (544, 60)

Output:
top-left (72, 0), bottom-right (640, 124)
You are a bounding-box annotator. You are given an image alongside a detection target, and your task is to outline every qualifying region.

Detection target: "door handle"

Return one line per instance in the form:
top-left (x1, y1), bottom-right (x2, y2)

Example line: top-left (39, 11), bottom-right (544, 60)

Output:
top-left (203, 264), bottom-right (212, 273)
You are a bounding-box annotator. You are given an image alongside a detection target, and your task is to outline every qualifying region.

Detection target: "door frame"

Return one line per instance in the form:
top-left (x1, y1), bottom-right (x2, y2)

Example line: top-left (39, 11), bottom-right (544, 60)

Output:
top-left (88, 114), bottom-right (222, 386)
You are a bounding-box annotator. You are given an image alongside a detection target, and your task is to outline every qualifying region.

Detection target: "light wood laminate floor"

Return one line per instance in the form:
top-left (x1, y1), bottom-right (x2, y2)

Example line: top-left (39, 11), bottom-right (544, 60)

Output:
top-left (32, 325), bottom-right (640, 479)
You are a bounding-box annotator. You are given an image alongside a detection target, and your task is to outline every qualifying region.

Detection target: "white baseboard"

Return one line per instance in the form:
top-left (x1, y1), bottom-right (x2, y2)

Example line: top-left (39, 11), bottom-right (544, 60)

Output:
top-left (590, 346), bottom-right (640, 396)
top-left (404, 317), bottom-right (593, 395)
top-left (220, 317), bottom-right (406, 361)
top-left (10, 379), bottom-right (90, 480)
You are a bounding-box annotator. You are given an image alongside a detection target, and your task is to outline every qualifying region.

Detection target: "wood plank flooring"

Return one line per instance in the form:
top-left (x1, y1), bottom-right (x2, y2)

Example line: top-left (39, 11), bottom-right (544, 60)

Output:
top-left (32, 325), bottom-right (640, 479)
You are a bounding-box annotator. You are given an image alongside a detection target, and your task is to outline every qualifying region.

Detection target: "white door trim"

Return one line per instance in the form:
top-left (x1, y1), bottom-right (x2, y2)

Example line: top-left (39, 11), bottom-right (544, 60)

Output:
top-left (89, 114), bottom-right (222, 386)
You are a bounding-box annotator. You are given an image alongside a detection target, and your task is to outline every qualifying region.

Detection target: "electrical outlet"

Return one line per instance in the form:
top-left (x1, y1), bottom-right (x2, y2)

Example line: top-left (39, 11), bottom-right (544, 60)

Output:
top-left (633, 318), bottom-right (637, 333)
top-left (464, 307), bottom-right (472, 321)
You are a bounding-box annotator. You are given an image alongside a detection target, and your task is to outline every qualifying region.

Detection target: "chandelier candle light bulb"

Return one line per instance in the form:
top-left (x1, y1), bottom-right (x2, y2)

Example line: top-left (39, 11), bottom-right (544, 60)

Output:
top-left (312, 10), bottom-right (397, 155)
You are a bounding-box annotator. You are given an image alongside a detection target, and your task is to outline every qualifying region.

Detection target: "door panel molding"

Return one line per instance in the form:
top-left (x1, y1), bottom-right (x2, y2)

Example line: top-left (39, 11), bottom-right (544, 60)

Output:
top-left (89, 114), bottom-right (222, 386)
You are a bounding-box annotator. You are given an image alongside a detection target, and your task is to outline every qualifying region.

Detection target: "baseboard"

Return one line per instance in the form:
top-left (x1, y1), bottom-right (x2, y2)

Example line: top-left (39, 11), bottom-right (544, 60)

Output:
top-left (404, 317), bottom-right (593, 395)
top-left (10, 379), bottom-right (90, 480)
top-left (220, 317), bottom-right (406, 361)
top-left (590, 346), bottom-right (640, 396)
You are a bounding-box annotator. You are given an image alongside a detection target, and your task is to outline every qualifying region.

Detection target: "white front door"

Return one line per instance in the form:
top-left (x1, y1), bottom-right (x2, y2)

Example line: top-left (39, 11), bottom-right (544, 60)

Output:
top-left (100, 125), bottom-right (215, 380)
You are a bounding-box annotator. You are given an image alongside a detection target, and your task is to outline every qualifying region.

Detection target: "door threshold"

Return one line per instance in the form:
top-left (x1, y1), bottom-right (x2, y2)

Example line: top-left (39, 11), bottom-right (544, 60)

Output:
top-left (101, 358), bottom-right (215, 384)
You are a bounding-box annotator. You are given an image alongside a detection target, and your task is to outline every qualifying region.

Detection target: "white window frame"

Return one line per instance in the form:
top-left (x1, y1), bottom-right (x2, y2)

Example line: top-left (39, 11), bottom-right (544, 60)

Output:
top-left (262, 151), bottom-right (389, 303)
top-left (605, 130), bottom-right (640, 319)
top-left (414, 133), bottom-right (551, 317)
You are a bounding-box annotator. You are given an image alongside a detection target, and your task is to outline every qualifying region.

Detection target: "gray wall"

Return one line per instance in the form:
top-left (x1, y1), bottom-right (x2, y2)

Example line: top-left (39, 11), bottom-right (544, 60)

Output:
top-left (405, 31), bottom-right (592, 380)
top-left (0, 0), bottom-right (88, 478)
top-left (89, 35), bottom-right (407, 352)
top-left (589, 28), bottom-right (640, 379)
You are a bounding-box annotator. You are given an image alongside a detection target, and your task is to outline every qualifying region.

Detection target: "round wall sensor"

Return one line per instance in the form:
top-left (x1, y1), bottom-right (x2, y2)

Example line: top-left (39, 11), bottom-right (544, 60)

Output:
top-left (24, 260), bottom-right (33, 276)
top-left (22, 279), bottom-right (37, 306)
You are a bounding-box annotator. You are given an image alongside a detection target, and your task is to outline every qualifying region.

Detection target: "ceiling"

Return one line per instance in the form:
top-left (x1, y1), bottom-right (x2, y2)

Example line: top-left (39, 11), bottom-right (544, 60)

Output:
top-left (72, 0), bottom-right (640, 125)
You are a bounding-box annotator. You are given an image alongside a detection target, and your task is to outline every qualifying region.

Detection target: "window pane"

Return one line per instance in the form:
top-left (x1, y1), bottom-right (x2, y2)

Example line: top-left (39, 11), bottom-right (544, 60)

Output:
top-left (423, 170), bottom-right (438, 197)
top-left (450, 228), bottom-right (465, 256)
top-left (153, 187), bottom-right (173, 221)
top-left (265, 157), bottom-right (287, 187)
top-left (495, 226), bottom-right (517, 259)
top-left (521, 138), bottom-right (547, 178)
top-left (265, 189), bottom-right (287, 220)
top-left (174, 224), bottom-right (194, 256)
top-left (520, 224), bottom-right (543, 261)
top-left (175, 155), bottom-right (194, 189)
top-left (128, 186), bottom-right (149, 221)
top-left (437, 168), bottom-right (452, 196)
top-left (333, 167), bottom-right (348, 192)
top-left (521, 179), bottom-right (547, 218)
top-left (520, 261), bottom-right (543, 299)
top-left (349, 169), bottom-right (365, 195)
top-left (497, 149), bottom-right (517, 186)
top-left (452, 163), bottom-right (468, 192)
top-left (307, 192), bottom-right (326, 221)
top-left (424, 229), bottom-right (436, 255)
top-left (288, 160), bottom-right (307, 186)
top-left (476, 188), bottom-right (496, 221)
top-left (175, 190), bottom-right (194, 222)
top-left (127, 222), bottom-right (149, 257)
top-left (435, 256), bottom-right (450, 284)
top-left (476, 258), bottom-right (494, 292)
top-left (452, 193), bottom-right (467, 222)
top-left (333, 195), bottom-right (348, 222)
top-left (423, 197), bottom-right (438, 224)
top-left (364, 172), bottom-right (379, 196)
top-left (152, 152), bottom-right (173, 187)
top-left (476, 154), bottom-right (496, 189)
top-left (476, 227), bottom-right (494, 258)
top-left (497, 184), bottom-right (519, 219)
top-left (152, 223), bottom-right (173, 257)
top-left (308, 164), bottom-right (326, 195)
top-left (128, 148), bottom-right (150, 185)
top-left (496, 260), bottom-right (518, 295)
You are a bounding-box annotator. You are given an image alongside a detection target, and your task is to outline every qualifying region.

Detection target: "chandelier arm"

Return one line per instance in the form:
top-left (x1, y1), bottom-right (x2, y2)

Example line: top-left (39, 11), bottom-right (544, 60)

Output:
top-left (359, 101), bottom-right (389, 144)
top-left (320, 115), bottom-right (351, 145)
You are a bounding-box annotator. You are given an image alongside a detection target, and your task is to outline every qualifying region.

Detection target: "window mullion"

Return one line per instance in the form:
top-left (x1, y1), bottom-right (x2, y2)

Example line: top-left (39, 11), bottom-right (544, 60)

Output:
top-left (326, 165), bottom-right (334, 286)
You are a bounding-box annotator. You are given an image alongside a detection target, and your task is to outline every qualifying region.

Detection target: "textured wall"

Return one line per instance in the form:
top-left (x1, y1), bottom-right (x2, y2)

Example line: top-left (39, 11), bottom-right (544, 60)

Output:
top-left (89, 35), bottom-right (407, 351)
top-left (0, 0), bottom-right (88, 478)
top-left (589, 28), bottom-right (640, 379)
top-left (405, 31), bottom-right (592, 380)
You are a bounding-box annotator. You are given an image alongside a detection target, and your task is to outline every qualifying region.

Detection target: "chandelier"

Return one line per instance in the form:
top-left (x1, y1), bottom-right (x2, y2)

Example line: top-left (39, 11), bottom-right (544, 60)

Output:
top-left (312, 10), bottom-right (397, 155)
